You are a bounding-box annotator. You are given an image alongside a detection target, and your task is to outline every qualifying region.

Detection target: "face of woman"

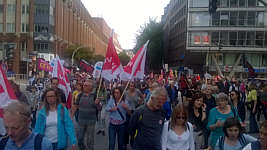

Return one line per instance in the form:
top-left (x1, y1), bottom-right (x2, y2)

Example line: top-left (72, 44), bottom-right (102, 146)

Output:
top-left (230, 92), bottom-right (237, 100)
top-left (194, 97), bottom-right (203, 108)
top-left (46, 91), bottom-right (57, 105)
top-left (176, 112), bottom-right (186, 125)
top-left (217, 98), bottom-right (228, 108)
top-left (114, 89), bottom-right (121, 100)
top-left (226, 126), bottom-right (240, 140)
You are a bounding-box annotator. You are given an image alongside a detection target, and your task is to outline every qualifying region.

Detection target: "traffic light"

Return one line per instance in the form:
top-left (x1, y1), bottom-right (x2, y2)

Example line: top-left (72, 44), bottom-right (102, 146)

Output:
top-left (6, 44), bottom-right (15, 60)
top-left (209, 0), bottom-right (217, 14)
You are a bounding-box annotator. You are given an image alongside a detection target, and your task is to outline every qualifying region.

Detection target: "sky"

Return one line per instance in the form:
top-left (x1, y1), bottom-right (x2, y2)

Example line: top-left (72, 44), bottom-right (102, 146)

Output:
top-left (81, 0), bottom-right (170, 50)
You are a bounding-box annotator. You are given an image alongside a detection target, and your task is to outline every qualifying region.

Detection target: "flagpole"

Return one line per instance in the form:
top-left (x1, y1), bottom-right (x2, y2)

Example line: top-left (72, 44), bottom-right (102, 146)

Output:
top-left (96, 76), bottom-right (103, 98)
top-left (118, 77), bottom-right (132, 104)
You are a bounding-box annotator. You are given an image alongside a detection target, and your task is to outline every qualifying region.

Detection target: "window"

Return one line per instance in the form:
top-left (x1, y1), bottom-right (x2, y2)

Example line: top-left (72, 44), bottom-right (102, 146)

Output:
top-left (257, 12), bottom-right (264, 26)
top-left (220, 32), bottom-right (229, 45)
top-left (190, 0), bottom-right (209, 7)
top-left (248, 0), bottom-right (256, 7)
top-left (220, 0), bottom-right (229, 7)
top-left (0, 4), bottom-right (3, 14)
top-left (265, 32), bottom-right (267, 48)
top-left (191, 12), bottom-right (210, 26)
top-left (190, 32), bottom-right (209, 45)
top-left (6, 23), bottom-right (15, 32)
top-left (22, 23), bottom-right (25, 32)
top-left (212, 12), bottom-right (220, 26)
top-left (263, 55), bottom-right (267, 65)
top-left (239, 0), bottom-right (246, 7)
top-left (0, 23), bottom-right (2, 32)
top-left (230, 0), bottom-right (237, 7)
top-left (239, 11), bottom-right (247, 25)
top-left (211, 32), bottom-right (219, 45)
top-left (257, 0), bottom-right (267, 6)
top-left (229, 32), bottom-right (237, 46)
top-left (221, 12), bottom-right (229, 26)
top-left (7, 4), bottom-right (16, 14)
top-left (247, 31), bottom-right (255, 46)
top-left (26, 5), bottom-right (30, 14)
top-left (230, 12), bottom-right (238, 26)
top-left (238, 31), bottom-right (246, 46)
top-left (22, 4), bottom-right (25, 14)
top-left (248, 12), bottom-right (256, 26)
top-left (255, 31), bottom-right (264, 47)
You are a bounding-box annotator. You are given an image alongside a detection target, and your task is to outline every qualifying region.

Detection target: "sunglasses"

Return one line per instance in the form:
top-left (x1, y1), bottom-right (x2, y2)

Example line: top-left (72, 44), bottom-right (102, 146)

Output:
top-left (177, 116), bottom-right (186, 120)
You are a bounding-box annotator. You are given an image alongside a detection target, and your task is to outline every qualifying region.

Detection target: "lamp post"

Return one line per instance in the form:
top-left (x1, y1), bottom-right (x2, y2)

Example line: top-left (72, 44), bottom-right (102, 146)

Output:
top-left (71, 46), bottom-right (83, 66)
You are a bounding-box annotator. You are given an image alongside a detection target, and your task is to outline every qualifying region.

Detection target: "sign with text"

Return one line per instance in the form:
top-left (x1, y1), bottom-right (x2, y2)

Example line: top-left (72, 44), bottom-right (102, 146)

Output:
top-left (37, 58), bottom-right (52, 72)
top-left (79, 59), bottom-right (94, 73)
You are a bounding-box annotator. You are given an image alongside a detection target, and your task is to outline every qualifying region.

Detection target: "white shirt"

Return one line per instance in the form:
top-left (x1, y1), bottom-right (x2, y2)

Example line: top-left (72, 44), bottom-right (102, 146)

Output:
top-left (161, 121), bottom-right (195, 150)
top-left (45, 110), bottom-right (58, 143)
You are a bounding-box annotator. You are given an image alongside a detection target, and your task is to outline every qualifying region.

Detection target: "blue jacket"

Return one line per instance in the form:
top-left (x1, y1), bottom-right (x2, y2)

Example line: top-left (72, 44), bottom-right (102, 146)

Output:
top-left (34, 104), bottom-right (76, 149)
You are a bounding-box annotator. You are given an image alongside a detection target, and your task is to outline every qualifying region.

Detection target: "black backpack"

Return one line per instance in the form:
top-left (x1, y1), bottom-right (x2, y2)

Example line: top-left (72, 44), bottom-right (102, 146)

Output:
top-left (218, 134), bottom-right (247, 150)
top-left (0, 134), bottom-right (43, 150)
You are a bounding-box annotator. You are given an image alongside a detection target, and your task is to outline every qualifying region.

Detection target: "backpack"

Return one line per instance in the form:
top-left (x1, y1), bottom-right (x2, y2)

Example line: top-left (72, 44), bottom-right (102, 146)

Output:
top-left (0, 134), bottom-right (43, 150)
top-left (218, 134), bottom-right (247, 150)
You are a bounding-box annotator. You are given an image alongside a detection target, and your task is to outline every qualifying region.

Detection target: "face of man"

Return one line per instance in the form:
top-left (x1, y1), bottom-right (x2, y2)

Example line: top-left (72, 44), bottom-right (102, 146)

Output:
top-left (83, 81), bottom-right (93, 93)
top-left (259, 126), bottom-right (267, 148)
top-left (3, 113), bottom-right (30, 144)
top-left (51, 79), bottom-right (59, 89)
top-left (151, 94), bottom-right (167, 110)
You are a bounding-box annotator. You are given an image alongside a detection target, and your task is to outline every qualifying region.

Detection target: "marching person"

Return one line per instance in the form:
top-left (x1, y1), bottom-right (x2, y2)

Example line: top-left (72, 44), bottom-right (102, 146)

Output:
top-left (129, 86), bottom-right (167, 150)
top-left (1, 101), bottom-right (53, 150)
top-left (34, 88), bottom-right (77, 150)
top-left (106, 87), bottom-right (130, 150)
top-left (161, 104), bottom-right (195, 150)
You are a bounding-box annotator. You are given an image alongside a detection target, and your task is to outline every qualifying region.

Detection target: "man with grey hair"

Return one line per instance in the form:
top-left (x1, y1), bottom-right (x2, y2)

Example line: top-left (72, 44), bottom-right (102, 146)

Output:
top-left (0, 101), bottom-right (52, 150)
top-left (129, 86), bottom-right (168, 150)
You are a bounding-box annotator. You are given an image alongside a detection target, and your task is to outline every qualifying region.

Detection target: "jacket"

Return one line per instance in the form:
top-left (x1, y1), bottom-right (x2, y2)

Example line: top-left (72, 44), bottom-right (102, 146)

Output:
top-left (34, 104), bottom-right (76, 149)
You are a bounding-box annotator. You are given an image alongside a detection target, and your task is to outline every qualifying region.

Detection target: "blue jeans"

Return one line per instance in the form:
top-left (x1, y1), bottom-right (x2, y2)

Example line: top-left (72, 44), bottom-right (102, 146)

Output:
top-left (108, 123), bottom-right (126, 150)
top-left (52, 143), bottom-right (65, 150)
top-left (249, 111), bottom-right (259, 133)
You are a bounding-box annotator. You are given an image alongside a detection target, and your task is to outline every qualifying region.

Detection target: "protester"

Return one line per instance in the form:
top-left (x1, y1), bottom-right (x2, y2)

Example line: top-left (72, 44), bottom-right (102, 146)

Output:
top-left (242, 120), bottom-right (267, 150)
top-left (106, 87), bottom-right (130, 150)
top-left (161, 104), bottom-right (195, 150)
top-left (73, 79), bottom-right (102, 150)
top-left (230, 90), bottom-right (246, 122)
top-left (1, 101), bottom-right (53, 150)
top-left (188, 92), bottom-right (207, 150)
top-left (246, 83), bottom-right (259, 133)
top-left (129, 86), bottom-right (167, 150)
top-left (9, 80), bottom-right (29, 104)
top-left (166, 80), bottom-right (178, 106)
top-left (259, 84), bottom-right (267, 120)
top-left (34, 88), bottom-right (77, 150)
top-left (207, 92), bottom-right (240, 148)
top-left (214, 117), bottom-right (256, 150)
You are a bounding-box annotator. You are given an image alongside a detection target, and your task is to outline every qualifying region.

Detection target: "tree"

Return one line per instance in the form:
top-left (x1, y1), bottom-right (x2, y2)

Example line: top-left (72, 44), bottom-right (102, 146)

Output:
top-left (118, 51), bottom-right (131, 66)
top-left (63, 44), bottom-right (105, 65)
top-left (134, 17), bottom-right (164, 73)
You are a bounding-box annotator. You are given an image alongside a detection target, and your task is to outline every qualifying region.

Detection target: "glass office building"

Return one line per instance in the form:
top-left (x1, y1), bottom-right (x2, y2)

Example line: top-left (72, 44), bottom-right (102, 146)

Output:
top-left (162, 0), bottom-right (267, 77)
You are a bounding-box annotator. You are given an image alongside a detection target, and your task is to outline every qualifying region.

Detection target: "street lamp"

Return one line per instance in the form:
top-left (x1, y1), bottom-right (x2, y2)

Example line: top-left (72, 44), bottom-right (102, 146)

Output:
top-left (71, 46), bottom-right (83, 66)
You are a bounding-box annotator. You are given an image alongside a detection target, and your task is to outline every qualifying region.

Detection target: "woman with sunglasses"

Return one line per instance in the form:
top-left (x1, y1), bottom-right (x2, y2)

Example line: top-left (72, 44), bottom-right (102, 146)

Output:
top-left (207, 92), bottom-right (240, 149)
top-left (35, 88), bottom-right (77, 150)
top-left (230, 90), bottom-right (246, 122)
top-left (161, 104), bottom-right (194, 150)
top-left (214, 117), bottom-right (256, 150)
top-left (188, 92), bottom-right (207, 150)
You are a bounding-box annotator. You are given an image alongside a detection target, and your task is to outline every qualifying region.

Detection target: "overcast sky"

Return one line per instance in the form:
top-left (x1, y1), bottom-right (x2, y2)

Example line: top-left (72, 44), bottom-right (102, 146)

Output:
top-left (81, 0), bottom-right (170, 50)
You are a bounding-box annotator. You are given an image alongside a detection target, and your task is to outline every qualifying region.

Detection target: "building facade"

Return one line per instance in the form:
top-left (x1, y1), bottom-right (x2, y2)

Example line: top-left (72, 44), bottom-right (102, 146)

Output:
top-left (0, 0), bottom-right (122, 74)
top-left (162, 0), bottom-right (267, 77)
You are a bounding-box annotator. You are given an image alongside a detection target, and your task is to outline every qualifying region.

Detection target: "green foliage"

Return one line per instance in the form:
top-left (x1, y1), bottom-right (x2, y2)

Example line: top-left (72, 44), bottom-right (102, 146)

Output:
top-left (64, 44), bottom-right (104, 65)
top-left (118, 51), bottom-right (131, 66)
top-left (134, 17), bottom-right (164, 72)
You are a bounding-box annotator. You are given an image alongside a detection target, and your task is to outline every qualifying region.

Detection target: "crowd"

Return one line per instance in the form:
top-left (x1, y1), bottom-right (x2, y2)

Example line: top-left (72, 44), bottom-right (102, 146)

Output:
top-left (0, 71), bottom-right (267, 150)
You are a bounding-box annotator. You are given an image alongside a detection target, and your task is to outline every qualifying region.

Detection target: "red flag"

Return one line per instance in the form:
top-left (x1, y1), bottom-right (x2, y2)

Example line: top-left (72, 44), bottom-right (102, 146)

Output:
top-left (120, 41), bottom-right (149, 81)
top-left (0, 65), bottom-right (17, 117)
top-left (101, 35), bottom-right (123, 81)
top-left (52, 57), bottom-right (72, 109)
